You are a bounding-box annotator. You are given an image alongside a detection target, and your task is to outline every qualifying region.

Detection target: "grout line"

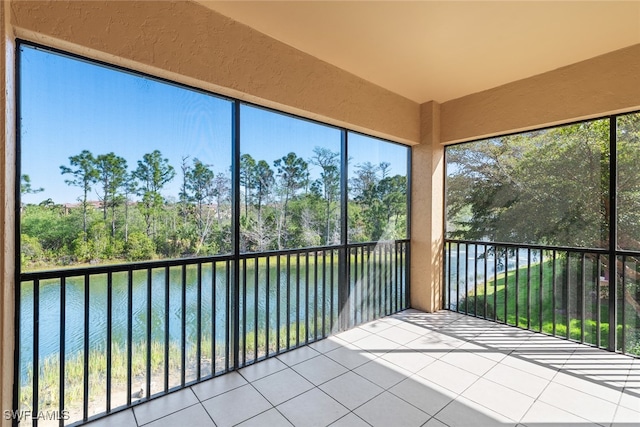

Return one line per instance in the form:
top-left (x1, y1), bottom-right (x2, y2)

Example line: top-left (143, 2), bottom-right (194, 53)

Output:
top-left (131, 408), bottom-right (140, 427)
top-left (328, 412), bottom-right (373, 427)
top-left (199, 401), bottom-right (217, 427)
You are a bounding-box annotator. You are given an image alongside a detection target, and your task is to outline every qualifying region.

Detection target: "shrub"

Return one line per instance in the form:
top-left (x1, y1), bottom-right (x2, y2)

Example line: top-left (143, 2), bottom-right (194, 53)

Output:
top-left (458, 295), bottom-right (495, 318)
top-left (125, 232), bottom-right (155, 261)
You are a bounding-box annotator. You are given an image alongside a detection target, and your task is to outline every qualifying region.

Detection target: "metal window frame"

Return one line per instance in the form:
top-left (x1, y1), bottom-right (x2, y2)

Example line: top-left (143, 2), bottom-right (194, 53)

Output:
top-left (13, 40), bottom-right (413, 426)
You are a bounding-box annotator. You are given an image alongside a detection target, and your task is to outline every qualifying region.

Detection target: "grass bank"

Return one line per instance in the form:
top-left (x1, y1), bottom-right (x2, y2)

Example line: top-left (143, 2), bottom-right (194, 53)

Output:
top-left (458, 257), bottom-right (640, 355)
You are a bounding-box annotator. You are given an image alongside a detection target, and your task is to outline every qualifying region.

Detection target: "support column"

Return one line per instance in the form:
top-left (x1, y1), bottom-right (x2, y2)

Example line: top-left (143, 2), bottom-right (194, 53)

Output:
top-left (410, 101), bottom-right (444, 312)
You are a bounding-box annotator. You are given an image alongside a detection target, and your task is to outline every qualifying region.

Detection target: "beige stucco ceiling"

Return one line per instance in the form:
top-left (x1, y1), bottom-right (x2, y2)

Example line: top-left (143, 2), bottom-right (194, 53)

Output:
top-left (196, 1), bottom-right (640, 104)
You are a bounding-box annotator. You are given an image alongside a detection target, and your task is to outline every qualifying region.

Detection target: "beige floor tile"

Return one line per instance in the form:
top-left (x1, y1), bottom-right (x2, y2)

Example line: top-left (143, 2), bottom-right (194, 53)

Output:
top-left (538, 382), bottom-right (618, 424)
top-left (500, 354), bottom-right (558, 380)
top-left (380, 346), bottom-right (436, 373)
top-left (319, 371), bottom-right (384, 410)
top-left (328, 413), bottom-right (371, 427)
top-left (461, 378), bottom-right (534, 422)
top-left (394, 320), bottom-right (432, 336)
top-left (190, 371), bottom-right (247, 401)
top-left (354, 358), bottom-right (413, 389)
top-left (358, 319), bottom-right (395, 334)
top-left (354, 391), bottom-right (430, 427)
top-left (377, 325), bottom-right (422, 345)
top-left (238, 356), bottom-right (287, 382)
top-left (416, 359), bottom-right (480, 394)
top-left (308, 336), bottom-right (345, 353)
top-left (612, 405), bottom-right (640, 427)
top-left (520, 400), bottom-right (598, 426)
top-left (276, 345), bottom-right (321, 367)
top-left (389, 375), bottom-right (456, 416)
top-left (440, 349), bottom-right (498, 376)
top-left (84, 409), bottom-right (137, 427)
top-left (619, 388), bottom-right (640, 412)
top-left (133, 388), bottom-right (199, 425)
top-left (292, 353), bottom-right (348, 385)
top-left (423, 417), bottom-right (448, 427)
top-left (352, 333), bottom-right (402, 355)
top-left (334, 327), bottom-right (373, 343)
top-left (236, 408), bottom-right (293, 427)
top-left (434, 397), bottom-right (516, 427)
top-left (405, 332), bottom-right (466, 357)
top-left (552, 371), bottom-right (622, 403)
top-left (456, 340), bottom-right (510, 359)
top-left (143, 404), bottom-right (214, 427)
top-left (201, 384), bottom-right (272, 427)
top-left (277, 388), bottom-right (348, 427)
top-left (325, 344), bottom-right (374, 369)
top-left (252, 368), bottom-right (314, 405)
top-left (483, 363), bottom-right (550, 398)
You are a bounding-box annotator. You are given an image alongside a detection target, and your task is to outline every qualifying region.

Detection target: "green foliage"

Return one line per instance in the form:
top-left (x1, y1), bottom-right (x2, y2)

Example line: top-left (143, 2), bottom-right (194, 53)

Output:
top-left (350, 161), bottom-right (408, 242)
top-left (447, 120), bottom-right (611, 247)
top-left (133, 150), bottom-right (176, 237)
top-left (20, 234), bottom-right (44, 268)
top-left (21, 204), bottom-right (79, 260)
top-left (20, 174), bottom-right (43, 195)
top-left (125, 232), bottom-right (156, 261)
top-left (22, 145), bottom-right (408, 271)
top-left (60, 150), bottom-right (99, 236)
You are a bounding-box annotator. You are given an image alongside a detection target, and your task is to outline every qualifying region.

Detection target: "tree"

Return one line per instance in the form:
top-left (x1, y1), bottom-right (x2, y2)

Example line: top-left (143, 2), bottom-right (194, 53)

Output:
top-left (240, 154), bottom-right (256, 216)
top-left (616, 113), bottom-right (640, 250)
top-left (60, 150), bottom-right (98, 237)
top-left (132, 150), bottom-right (176, 238)
top-left (274, 152), bottom-right (308, 249)
top-left (351, 162), bottom-right (381, 240)
top-left (254, 160), bottom-right (274, 222)
top-left (349, 161), bottom-right (407, 241)
top-left (122, 173), bottom-right (137, 243)
top-left (185, 158), bottom-right (215, 253)
top-left (351, 162), bottom-right (379, 199)
top-left (310, 147), bottom-right (340, 244)
top-left (178, 156), bottom-right (191, 226)
top-left (20, 174), bottom-right (43, 195)
top-left (125, 231), bottom-right (155, 261)
top-left (446, 120), bottom-right (610, 248)
top-left (95, 152), bottom-right (128, 236)
top-left (212, 172), bottom-right (231, 228)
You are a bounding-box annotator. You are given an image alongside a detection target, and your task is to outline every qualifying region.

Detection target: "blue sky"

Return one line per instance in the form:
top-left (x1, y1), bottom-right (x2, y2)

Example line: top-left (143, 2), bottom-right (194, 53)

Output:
top-left (20, 44), bottom-right (408, 205)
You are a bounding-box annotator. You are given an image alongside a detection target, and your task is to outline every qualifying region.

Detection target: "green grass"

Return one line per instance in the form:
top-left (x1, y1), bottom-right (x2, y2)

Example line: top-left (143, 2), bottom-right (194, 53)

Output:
top-left (458, 255), bottom-right (640, 355)
top-left (19, 319), bottom-right (329, 415)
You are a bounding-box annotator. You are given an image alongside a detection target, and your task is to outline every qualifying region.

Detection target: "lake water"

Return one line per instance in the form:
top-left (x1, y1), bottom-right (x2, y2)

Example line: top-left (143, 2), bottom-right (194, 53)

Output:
top-left (18, 260), bottom-right (342, 379)
top-left (446, 245), bottom-right (537, 309)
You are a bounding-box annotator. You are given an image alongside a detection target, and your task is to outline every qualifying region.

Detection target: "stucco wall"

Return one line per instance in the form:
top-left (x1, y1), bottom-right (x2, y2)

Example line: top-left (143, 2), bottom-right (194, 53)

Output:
top-left (441, 43), bottom-right (640, 144)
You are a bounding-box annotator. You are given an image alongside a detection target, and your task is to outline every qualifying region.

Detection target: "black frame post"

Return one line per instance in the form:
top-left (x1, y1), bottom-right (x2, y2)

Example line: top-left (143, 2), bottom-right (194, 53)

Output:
top-left (338, 130), bottom-right (349, 331)
top-left (608, 116), bottom-right (617, 351)
top-left (231, 101), bottom-right (241, 368)
top-left (406, 148), bottom-right (412, 308)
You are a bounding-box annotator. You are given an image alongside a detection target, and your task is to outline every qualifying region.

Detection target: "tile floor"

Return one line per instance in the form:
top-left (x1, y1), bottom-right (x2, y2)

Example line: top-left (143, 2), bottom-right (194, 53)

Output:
top-left (86, 310), bottom-right (640, 426)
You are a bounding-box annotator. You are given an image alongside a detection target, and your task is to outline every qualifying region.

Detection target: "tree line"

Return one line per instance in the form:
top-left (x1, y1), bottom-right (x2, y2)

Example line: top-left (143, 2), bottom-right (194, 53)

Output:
top-left (21, 148), bottom-right (407, 270)
top-left (446, 115), bottom-right (640, 250)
